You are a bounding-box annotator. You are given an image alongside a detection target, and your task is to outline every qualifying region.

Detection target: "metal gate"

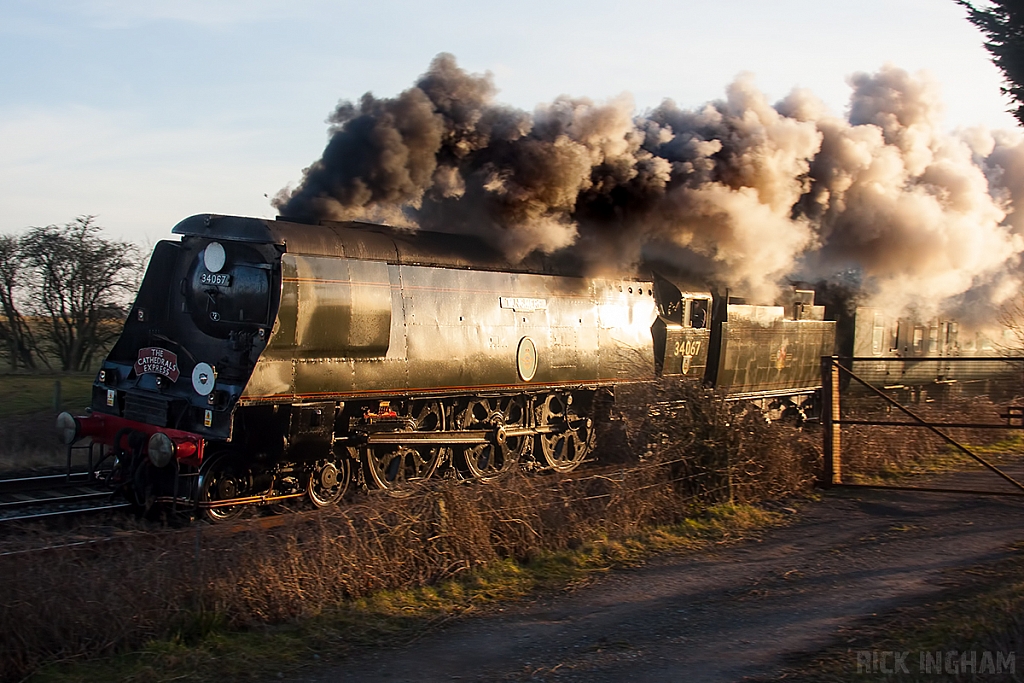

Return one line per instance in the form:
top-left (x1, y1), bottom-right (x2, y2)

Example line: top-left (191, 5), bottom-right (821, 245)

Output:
top-left (821, 355), bottom-right (1024, 496)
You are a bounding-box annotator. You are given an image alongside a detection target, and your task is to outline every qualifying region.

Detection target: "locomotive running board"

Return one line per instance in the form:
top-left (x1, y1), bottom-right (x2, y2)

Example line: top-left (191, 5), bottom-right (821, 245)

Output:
top-left (352, 423), bottom-right (565, 447)
top-left (155, 491), bottom-right (307, 509)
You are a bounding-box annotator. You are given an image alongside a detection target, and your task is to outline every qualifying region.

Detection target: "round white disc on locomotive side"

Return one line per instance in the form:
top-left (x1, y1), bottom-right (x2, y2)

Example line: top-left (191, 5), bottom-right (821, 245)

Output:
top-left (192, 362), bottom-right (216, 395)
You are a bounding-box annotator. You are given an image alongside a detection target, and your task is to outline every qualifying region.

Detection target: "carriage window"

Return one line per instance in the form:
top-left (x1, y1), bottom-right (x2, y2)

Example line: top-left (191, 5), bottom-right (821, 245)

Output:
top-left (928, 324), bottom-right (939, 352)
top-left (689, 299), bottom-right (708, 329)
top-left (872, 314), bottom-right (885, 355)
top-left (913, 327), bottom-right (924, 353)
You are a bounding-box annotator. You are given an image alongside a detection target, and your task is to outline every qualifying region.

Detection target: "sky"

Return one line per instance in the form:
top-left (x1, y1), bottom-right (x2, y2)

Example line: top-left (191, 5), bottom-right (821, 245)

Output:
top-left (0, 0), bottom-right (1018, 246)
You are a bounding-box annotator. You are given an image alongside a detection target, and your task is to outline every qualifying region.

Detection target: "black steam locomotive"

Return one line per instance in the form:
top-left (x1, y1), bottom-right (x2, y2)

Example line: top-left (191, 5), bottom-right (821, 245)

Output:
top-left (59, 213), bottom-right (837, 520)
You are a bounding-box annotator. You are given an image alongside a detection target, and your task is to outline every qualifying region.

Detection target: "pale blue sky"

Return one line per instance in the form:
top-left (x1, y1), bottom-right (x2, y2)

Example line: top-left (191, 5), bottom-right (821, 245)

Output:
top-left (0, 0), bottom-right (1016, 244)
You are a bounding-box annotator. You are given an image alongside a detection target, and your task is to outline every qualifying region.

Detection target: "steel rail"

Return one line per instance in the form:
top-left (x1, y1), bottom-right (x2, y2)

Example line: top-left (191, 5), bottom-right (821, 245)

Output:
top-left (0, 502), bottom-right (132, 524)
top-left (0, 471), bottom-right (97, 494)
top-left (0, 490), bottom-right (109, 510)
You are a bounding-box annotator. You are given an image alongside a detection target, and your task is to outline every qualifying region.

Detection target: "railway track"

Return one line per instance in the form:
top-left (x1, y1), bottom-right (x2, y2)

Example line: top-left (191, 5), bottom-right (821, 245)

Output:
top-left (0, 471), bottom-right (129, 523)
top-left (0, 441), bottom-right (636, 528)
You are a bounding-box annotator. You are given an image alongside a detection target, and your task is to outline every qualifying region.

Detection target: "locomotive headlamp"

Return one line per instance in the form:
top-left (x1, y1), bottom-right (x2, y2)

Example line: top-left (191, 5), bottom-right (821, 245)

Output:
top-left (56, 412), bottom-right (79, 445)
top-left (147, 432), bottom-right (175, 468)
top-left (203, 241), bottom-right (226, 273)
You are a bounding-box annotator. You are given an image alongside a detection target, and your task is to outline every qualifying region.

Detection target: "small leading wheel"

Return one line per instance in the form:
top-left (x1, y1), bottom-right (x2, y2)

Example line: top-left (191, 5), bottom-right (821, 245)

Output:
top-left (536, 393), bottom-right (594, 473)
top-left (456, 395), bottom-right (530, 481)
top-left (306, 457), bottom-right (351, 507)
top-left (362, 400), bottom-right (448, 496)
top-left (199, 452), bottom-right (252, 522)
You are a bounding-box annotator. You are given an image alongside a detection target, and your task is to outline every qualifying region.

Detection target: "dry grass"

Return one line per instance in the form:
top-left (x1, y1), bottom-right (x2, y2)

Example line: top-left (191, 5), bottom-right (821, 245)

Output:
top-left (838, 393), bottom-right (1023, 485)
top-left (0, 380), bottom-right (821, 681)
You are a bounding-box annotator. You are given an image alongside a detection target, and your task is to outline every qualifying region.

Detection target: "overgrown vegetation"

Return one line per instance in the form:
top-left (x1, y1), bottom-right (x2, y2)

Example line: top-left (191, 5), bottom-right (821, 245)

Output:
top-left (0, 380), bottom-right (821, 681)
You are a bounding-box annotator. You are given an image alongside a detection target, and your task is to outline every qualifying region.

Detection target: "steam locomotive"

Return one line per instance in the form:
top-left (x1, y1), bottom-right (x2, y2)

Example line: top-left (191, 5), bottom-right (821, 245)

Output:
top-left (57, 213), bottom-right (840, 520)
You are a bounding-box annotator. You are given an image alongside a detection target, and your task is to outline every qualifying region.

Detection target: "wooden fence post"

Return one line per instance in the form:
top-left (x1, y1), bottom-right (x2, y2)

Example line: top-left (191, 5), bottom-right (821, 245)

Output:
top-left (821, 356), bottom-right (842, 485)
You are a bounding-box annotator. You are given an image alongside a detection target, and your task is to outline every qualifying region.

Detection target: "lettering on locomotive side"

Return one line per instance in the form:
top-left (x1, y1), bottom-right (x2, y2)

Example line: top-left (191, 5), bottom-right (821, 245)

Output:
top-left (500, 297), bottom-right (548, 312)
top-left (673, 340), bottom-right (701, 357)
top-left (135, 347), bottom-right (181, 382)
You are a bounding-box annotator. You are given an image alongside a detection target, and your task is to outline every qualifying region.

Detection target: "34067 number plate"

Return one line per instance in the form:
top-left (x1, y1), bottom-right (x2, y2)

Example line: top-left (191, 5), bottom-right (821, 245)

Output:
top-left (200, 272), bottom-right (231, 286)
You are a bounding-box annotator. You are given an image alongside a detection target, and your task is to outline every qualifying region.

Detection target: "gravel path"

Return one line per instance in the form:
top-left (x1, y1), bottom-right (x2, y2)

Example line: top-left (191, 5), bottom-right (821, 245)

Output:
top-left (297, 487), bottom-right (1024, 682)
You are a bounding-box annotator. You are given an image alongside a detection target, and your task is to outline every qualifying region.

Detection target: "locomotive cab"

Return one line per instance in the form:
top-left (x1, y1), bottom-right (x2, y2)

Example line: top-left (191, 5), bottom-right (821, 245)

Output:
top-left (651, 273), bottom-right (711, 379)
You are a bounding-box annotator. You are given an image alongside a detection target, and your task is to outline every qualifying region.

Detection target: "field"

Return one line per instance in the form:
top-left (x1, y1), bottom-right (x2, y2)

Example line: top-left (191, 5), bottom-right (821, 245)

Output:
top-left (0, 373), bottom-right (93, 417)
top-left (0, 372), bottom-right (95, 472)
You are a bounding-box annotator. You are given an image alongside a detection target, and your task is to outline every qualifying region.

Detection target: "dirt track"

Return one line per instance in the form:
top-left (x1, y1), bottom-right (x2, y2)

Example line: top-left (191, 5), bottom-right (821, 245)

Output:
top-left (285, 486), bottom-right (1024, 682)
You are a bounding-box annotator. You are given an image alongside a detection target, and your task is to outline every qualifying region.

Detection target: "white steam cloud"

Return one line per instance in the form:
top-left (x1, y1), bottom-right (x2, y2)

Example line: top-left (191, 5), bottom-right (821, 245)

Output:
top-left (275, 54), bottom-right (1024, 317)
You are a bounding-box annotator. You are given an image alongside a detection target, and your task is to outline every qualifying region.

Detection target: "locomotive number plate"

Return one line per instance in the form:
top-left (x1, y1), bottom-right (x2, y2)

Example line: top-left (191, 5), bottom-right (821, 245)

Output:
top-left (200, 272), bottom-right (231, 286)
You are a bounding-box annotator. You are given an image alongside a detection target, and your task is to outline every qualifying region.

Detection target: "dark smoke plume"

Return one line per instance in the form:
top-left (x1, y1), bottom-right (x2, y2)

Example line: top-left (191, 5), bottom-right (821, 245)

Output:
top-left (276, 54), bottom-right (1024, 317)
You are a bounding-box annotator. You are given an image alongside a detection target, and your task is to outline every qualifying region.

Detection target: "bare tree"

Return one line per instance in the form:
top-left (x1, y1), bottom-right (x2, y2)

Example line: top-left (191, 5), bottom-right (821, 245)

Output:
top-left (0, 235), bottom-right (43, 371)
top-left (20, 217), bottom-right (140, 372)
top-left (998, 296), bottom-right (1024, 355)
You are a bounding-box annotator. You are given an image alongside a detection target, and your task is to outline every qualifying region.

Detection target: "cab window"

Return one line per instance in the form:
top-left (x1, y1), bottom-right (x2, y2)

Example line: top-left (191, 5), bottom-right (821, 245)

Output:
top-left (689, 299), bottom-right (708, 329)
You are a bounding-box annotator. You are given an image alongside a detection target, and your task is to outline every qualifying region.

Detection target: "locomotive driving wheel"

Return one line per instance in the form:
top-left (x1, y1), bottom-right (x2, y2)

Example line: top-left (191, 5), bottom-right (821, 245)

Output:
top-left (306, 456), bottom-right (351, 507)
top-left (199, 452), bottom-right (253, 522)
top-left (536, 393), bottom-right (594, 473)
top-left (362, 400), bottom-right (448, 496)
top-left (456, 394), bottom-right (530, 482)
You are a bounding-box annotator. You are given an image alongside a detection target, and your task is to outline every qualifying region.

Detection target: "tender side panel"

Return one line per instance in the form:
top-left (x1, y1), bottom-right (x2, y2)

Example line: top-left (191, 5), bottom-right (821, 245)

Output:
top-left (716, 319), bottom-right (835, 396)
top-left (402, 266), bottom-right (522, 390)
